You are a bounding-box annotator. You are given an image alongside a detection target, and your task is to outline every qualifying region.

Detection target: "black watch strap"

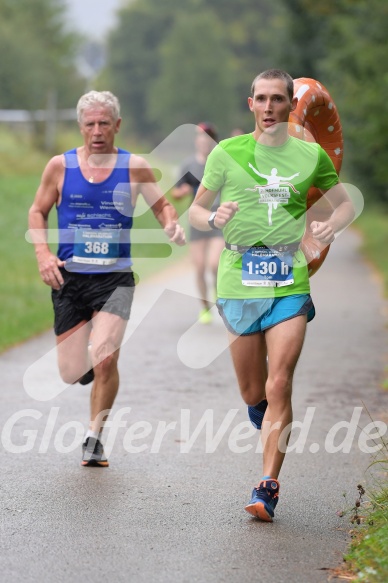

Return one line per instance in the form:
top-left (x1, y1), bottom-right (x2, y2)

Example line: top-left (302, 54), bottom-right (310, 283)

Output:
top-left (208, 211), bottom-right (219, 230)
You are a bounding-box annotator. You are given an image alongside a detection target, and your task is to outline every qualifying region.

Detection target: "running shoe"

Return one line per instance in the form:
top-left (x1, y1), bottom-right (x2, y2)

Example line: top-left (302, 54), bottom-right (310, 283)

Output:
top-left (248, 399), bottom-right (268, 430)
top-left (198, 308), bottom-right (212, 324)
top-left (245, 478), bottom-right (280, 522)
top-left (81, 437), bottom-right (109, 467)
top-left (79, 369), bottom-right (94, 385)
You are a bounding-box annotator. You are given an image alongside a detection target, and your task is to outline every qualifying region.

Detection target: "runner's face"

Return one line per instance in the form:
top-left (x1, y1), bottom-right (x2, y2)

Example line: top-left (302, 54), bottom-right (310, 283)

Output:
top-left (248, 78), bottom-right (297, 138)
top-left (79, 106), bottom-right (121, 154)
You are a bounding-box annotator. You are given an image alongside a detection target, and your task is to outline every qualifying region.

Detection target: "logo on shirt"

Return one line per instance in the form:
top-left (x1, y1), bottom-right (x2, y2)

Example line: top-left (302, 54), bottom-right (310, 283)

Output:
top-left (246, 163), bottom-right (300, 225)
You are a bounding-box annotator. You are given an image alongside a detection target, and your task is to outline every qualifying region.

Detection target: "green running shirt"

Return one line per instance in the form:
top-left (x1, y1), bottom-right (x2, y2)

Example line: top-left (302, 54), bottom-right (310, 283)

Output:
top-left (201, 133), bottom-right (339, 298)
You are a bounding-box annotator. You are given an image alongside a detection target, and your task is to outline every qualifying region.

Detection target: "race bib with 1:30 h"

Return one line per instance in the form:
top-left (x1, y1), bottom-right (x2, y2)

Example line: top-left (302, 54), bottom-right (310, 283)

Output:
top-left (242, 247), bottom-right (294, 287)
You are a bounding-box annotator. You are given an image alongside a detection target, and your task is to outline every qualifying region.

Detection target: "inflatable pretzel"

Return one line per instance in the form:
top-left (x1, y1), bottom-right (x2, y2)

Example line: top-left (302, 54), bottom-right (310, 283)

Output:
top-left (289, 78), bottom-right (344, 276)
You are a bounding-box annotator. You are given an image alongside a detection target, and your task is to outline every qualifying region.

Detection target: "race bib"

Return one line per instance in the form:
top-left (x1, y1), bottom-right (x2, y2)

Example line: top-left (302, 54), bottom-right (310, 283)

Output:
top-left (73, 229), bottom-right (120, 265)
top-left (242, 248), bottom-right (294, 287)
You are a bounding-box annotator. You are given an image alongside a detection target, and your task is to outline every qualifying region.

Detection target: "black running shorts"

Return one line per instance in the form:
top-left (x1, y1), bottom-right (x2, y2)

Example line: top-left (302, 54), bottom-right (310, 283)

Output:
top-left (52, 269), bottom-right (135, 336)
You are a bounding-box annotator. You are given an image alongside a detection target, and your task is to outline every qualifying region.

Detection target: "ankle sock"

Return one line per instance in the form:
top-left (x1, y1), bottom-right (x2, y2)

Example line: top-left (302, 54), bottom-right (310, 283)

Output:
top-left (84, 429), bottom-right (100, 442)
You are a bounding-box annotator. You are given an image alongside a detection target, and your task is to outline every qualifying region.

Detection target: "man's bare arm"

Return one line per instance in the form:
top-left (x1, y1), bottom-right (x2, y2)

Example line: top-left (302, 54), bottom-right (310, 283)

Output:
top-left (28, 156), bottom-right (65, 289)
top-left (311, 182), bottom-right (355, 245)
top-left (130, 155), bottom-right (186, 246)
top-left (189, 183), bottom-right (239, 231)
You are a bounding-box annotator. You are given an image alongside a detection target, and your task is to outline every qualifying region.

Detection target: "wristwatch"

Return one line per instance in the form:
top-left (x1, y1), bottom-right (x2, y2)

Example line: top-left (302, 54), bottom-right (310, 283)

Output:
top-left (208, 211), bottom-right (219, 230)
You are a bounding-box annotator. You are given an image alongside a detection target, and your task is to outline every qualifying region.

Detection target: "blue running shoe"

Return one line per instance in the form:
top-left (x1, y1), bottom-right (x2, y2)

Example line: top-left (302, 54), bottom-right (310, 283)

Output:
top-left (248, 399), bottom-right (268, 430)
top-left (245, 479), bottom-right (280, 522)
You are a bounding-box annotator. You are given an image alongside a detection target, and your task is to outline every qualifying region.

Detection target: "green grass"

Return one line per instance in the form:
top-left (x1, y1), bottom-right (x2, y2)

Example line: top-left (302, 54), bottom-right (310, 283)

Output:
top-left (353, 205), bottom-right (388, 298)
top-left (339, 483), bottom-right (388, 582)
top-left (0, 174), bottom-right (54, 352)
top-left (354, 205), bottom-right (388, 388)
top-left (337, 204), bottom-right (388, 582)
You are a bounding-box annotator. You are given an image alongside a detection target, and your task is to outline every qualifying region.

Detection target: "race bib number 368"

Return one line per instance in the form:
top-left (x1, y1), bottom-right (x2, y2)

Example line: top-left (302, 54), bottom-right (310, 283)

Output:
top-left (73, 229), bottom-right (120, 265)
top-left (242, 248), bottom-right (294, 287)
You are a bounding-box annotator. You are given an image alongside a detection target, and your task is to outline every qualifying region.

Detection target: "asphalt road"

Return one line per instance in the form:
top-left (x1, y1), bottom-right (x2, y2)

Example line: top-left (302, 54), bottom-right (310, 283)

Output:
top-left (1, 228), bottom-right (387, 583)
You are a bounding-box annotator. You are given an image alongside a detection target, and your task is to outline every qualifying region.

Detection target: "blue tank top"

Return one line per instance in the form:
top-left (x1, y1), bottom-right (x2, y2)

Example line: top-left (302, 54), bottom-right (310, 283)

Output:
top-left (57, 148), bottom-right (133, 273)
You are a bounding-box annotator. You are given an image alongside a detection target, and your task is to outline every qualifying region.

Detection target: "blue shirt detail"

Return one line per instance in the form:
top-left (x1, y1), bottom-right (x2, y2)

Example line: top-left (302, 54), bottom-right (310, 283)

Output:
top-left (57, 147), bottom-right (134, 273)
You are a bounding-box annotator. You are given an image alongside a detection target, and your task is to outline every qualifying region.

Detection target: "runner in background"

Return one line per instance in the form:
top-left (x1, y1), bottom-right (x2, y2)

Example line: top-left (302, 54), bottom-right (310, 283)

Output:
top-left (171, 122), bottom-right (224, 324)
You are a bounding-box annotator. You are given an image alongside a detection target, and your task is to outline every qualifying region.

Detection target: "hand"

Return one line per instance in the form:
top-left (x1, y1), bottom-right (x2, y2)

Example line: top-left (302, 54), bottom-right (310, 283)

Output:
top-left (164, 221), bottom-right (186, 246)
top-left (310, 220), bottom-right (335, 245)
top-left (213, 201), bottom-right (239, 228)
top-left (37, 252), bottom-right (65, 290)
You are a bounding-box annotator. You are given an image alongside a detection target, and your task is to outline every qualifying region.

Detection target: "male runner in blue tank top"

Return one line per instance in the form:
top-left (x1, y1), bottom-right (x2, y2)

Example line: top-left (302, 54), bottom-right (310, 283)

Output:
top-left (29, 90), bottom-right (185, 467)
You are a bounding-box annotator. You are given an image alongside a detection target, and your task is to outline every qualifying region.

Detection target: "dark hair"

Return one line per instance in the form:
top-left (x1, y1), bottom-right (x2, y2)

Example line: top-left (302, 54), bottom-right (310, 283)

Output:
top-left (197, 121), bottom-right (218, 142)
top-left (250, 69), bottom-right (294, 101)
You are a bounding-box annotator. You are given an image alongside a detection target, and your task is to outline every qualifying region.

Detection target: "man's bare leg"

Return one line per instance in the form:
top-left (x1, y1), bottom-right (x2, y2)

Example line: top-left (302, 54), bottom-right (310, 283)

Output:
top-left (56, 320), bottom-right (92, 384)
top-left (88, 311), bottom-right (128, 434)
top-left (261, 315), bottom-right (307, 479)
top-left (228, 315), bottom-right (307, 520)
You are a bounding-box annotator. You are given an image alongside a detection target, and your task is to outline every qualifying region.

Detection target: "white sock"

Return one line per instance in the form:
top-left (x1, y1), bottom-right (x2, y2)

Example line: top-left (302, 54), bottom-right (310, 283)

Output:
top-left (84, 429), bottom-right (101, 442)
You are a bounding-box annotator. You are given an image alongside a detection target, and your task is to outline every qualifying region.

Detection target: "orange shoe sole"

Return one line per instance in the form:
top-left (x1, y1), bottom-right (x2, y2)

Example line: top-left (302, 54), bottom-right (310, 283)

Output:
top-left (81, 459), bottom-right (109, 467)
top-left (245, 502), bottom-right (273, 522)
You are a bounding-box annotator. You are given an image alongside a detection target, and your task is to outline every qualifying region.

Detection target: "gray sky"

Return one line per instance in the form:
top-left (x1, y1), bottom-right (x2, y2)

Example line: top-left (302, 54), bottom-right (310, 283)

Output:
top-left (64, 0), bottom-right (124, 38)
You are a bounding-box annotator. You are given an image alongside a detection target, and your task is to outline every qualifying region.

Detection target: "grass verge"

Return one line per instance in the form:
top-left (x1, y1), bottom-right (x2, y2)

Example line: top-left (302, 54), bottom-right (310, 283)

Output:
top-left (0, 174), bottom-right (53, 352)
top-left (333, 205), bottom-right (388, 582)
top-left (353, 206), bottom-right (388, 299)
top-left (335, 470), bottom-right (388, 582)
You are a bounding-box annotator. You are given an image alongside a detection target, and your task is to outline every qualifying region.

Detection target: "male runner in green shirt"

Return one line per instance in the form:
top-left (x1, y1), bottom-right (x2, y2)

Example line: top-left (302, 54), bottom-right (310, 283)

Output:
top-left (189, 69), bottom-right (354, 522)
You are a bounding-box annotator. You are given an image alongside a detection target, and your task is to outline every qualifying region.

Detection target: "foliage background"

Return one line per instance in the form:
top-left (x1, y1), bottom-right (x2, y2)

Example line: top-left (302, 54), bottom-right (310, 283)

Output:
top-left (0, 0), bottom-right (387, 205)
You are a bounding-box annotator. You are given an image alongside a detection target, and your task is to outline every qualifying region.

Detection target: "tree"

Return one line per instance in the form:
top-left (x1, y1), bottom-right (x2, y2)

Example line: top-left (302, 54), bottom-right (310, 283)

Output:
top-left (104, 0), bottom-right (177, 137)
top-left (273, 0), bottom-right (333, 80)
top-left (148, 11), bottom-right (236, 138)
top-left (319, 0), bottom-right (388, 203)
top-left (103, 0), bottom-right (283, 139)
top-left (0, 0), bottom-right (83, 110)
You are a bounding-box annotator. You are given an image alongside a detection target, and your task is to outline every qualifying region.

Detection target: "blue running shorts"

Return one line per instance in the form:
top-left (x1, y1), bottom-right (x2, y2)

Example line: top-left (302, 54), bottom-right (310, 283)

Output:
top-left (216, 294), bottom-right (315, 336)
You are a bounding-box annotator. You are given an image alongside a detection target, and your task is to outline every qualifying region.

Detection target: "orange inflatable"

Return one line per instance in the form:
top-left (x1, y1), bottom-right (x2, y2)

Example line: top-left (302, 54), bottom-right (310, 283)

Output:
top-left (289, 78), bottom-right (343, 276)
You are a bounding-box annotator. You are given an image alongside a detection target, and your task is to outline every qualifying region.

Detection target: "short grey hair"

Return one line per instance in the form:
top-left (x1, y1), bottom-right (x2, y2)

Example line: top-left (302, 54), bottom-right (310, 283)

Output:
top-left (76, 90), bottom-right (121, 123)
